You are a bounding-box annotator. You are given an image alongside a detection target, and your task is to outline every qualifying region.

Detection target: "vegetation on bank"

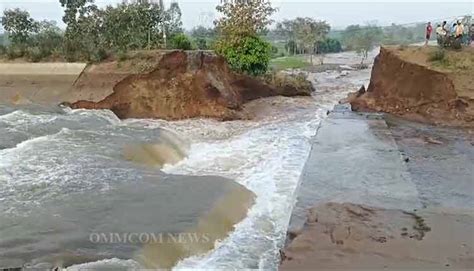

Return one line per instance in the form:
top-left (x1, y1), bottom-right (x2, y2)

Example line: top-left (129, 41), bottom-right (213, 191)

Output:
top-left (1, 0), bottom-right (466, 76)
top-left (0, 2), bottom-right (190, 62)
top-left (427, 47), bottom-right (474, 71)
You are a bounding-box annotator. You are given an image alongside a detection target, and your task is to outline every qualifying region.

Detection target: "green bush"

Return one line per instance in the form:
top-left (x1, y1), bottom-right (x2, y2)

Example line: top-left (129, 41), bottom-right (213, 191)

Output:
top-left (6, 45), bottom-right (25, 59)
top-left (170, 34), bottom-right (193, 50)
top-left (285, 40), bottom-right (297, 55)
top-left (316, 38), bottom-right (342, 54)
top-left (428, 49), bottom-right (445, 62)
top-left (62, 40), bottom-right (81, 62)
top-left (215, 35), bottom-right (272, 76)
top-left (26, 46), bottom-right (44, 62)
top-left (195, 38), bottom-right (208, 50)
top-left (89, 48), bottom-right (109, 63)
top-left (28, 21), bottom-right (64, 60)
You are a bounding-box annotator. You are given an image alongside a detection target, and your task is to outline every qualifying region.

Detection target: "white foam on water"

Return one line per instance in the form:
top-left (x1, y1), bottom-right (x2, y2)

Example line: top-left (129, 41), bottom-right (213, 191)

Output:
top-left (64, 258), bottom-right (142, 271)
top-left (0, 128), bottom-right (69, 181)
top-left (163, 70), bottom-right (369, 269)
top-left (66, 108), bottom-right (121, 125)
top-left (155, 108), bottom-right (326, 269)
top-left (113, 69), bottom-right (368, 269)
top-left (0, 109), bottom-right (58, 125)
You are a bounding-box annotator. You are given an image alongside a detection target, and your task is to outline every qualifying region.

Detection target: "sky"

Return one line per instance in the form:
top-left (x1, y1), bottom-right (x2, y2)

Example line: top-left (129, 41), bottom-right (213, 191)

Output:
top-left (0, 0), bottom-right (472, 30)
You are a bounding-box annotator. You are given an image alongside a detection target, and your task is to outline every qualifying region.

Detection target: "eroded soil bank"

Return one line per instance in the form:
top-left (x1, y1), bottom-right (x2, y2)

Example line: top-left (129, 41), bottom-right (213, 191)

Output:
top-left (68, 50), bottom-right (313, 120)
top-left (348, 46), bottom-right (474, 127)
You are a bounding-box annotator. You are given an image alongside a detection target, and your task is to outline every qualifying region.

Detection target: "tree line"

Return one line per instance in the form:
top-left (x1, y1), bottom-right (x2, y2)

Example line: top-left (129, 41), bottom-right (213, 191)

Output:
top-left (267, 20), bottom-right (437, 64)
top-left (0, 1), bottom-right (188, 62)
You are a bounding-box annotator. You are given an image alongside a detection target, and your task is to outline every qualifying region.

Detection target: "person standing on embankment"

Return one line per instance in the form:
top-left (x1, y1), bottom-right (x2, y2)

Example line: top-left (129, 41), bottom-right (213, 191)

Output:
top-left (425, 22), bottom-right (433, 46)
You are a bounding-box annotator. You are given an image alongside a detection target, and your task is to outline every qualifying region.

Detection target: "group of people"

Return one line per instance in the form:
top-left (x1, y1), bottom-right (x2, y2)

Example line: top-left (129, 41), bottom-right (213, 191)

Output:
top-left (425, 20), bottom-right (473, 48)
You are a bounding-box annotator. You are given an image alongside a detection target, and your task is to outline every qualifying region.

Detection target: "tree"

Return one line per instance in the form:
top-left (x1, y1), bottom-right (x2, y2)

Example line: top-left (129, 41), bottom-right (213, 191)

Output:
top-left (216, 35), bottom-right (271, 76)
top-left (59, 0), bottom-right (96, 36)
top-left (30, 20), bottom-right (63, 58)
top-left (58, 0), bottom-right (167, 61)
top-left (59, 0), bottom-right (99, 61)
top-left (342, 24), bottom-right (383, 64)
top-left (102, 3), bottom-right (164, 51)
top-left (215, 0), bottom-right (277, 40)
top-left (214, 0), bottom-right (277, 76)
top-left (285, 40), bottom-right (297, 55)
top-left (293, 17), bottom-right (330, 64)
top-left (1, 8), bottom-right (38, 46)
top-left (276, 20), bottom-right (297, 54)
top-left (166, 2), bottom-right (183, 38)
top-left (341, 24), bottom-right (361, 50)
top-left (2, 0), bottom-right (183, 62)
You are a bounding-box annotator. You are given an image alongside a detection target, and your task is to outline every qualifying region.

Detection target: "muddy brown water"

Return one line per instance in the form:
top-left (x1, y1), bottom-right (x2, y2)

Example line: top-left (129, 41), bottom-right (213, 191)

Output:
top-left (0, 104), bottom-right (254, 269)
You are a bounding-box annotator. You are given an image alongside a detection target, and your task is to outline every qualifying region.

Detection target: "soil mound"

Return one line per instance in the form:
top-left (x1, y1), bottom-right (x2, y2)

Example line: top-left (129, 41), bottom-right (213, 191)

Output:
top-left (69, 50), bottom-right (313, 120)
top-left (347, 46), bottom-right (474, 127)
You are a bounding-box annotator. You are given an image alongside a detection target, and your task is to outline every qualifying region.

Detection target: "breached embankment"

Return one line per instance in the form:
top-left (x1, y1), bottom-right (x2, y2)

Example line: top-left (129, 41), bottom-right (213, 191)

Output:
top-left (347, 46), bottom-right (474, 127)
top-left (0, 50), bottom-right (314, 121)
top-left (68, 50), bottom-right (314, 120)
top-left (1, 52), bottom-right (374, 269)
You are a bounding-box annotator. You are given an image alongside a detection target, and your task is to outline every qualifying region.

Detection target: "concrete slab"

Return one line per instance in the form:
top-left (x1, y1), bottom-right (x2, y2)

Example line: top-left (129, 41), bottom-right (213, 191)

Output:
top-left (289, 104), bottom-right (474, 234)
top-left (0, 63), bottom-right (86, 75)
top-left (289, 108), bottom-right (421, 232)
top-left (386, 115), bottom-right (474, 210)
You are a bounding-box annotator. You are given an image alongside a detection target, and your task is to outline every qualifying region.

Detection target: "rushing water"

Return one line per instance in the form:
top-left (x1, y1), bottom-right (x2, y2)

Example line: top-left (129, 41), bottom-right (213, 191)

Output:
top-left (0, 67), bottom-right (370, 269)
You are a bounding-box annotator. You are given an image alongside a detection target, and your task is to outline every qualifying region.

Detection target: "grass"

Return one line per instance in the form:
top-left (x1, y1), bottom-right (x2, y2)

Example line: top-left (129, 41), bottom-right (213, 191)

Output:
top-left (427, 47), bottom-right (474, 71)
top-left (428, 49), bottom-right (446, 62)
top-left (269, 55), bottom-right (310, 71)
